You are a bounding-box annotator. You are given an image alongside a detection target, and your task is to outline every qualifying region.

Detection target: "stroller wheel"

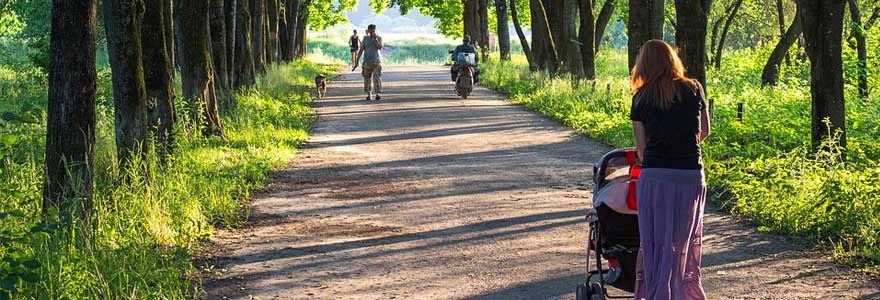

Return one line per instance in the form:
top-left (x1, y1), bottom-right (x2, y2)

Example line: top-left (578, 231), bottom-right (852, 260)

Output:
top-left (590, 282), bottom-right (605, 300)
top-left (575, 283), bottom-right (590, 300)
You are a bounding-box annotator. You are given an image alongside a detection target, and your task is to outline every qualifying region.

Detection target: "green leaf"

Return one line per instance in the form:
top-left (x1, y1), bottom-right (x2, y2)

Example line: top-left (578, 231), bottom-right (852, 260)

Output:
top-left (0, 135), bottom-right (15, 147)
top-left (19, 272), bottom-right (38, 283)
top-left (0, 112), bottom-right (15, 122)
top-left (0, 276), bottom-right (18, 290)
top-left (21, 260), bottom-right (39, 269)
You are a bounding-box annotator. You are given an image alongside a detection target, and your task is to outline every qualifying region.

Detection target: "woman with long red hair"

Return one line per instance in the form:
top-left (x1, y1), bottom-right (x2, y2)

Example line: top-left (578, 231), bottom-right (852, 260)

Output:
top-left (630, 39), bottom-right (711, 300)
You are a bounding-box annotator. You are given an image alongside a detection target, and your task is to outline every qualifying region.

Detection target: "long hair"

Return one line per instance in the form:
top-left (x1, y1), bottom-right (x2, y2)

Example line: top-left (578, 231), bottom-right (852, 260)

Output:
top-left (631, 39), bottom-right (697, 110)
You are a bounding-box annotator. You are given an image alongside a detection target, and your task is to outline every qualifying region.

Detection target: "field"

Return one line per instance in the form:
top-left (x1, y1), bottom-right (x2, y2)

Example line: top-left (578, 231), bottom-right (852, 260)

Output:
top-left (0, 56), bottom-right (335, 298)
top-left (480, 48), bottom-right (880, 268)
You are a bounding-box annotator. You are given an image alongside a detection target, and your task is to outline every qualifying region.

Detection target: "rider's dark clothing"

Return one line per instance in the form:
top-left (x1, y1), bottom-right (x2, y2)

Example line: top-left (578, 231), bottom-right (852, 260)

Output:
top-left (451, 44), bottom-right (480, 82)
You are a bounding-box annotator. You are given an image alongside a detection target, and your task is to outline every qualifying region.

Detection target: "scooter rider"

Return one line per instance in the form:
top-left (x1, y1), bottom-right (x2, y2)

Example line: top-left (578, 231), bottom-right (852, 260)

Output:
top-left (451, 35), bottom-right (480, 82)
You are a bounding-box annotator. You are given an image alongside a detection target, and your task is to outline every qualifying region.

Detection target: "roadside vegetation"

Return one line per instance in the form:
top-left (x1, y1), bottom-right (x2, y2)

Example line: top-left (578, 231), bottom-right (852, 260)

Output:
top-left (0, 57), bottom-right (334, 298)
top-left (481, 47), bottom-right (880, 269)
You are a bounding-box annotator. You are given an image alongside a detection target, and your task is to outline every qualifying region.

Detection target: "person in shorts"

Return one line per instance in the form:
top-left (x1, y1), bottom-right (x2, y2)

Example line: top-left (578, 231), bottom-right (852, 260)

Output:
top-left (349, 30), bottom-right (359, 69)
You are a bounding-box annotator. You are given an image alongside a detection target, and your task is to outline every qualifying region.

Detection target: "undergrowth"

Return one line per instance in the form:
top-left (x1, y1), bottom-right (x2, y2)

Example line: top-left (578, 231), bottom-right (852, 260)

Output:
top-left (481, 47), bottom-right (880, 270)
top-left (0, 59), bottom-right (336, 298)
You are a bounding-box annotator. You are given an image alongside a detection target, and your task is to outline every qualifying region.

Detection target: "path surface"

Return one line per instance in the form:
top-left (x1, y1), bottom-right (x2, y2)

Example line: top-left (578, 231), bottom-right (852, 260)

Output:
top-left (203, 65), bottom-right (879, 300)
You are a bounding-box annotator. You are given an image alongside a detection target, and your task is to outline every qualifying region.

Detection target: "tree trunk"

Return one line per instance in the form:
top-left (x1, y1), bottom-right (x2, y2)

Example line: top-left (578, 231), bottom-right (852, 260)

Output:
top-left (529, 0), bottom-right (559, 72)
top-left (266, 0), bottom-right (279, 63)
top-left (761, 6), bottom-right (801, 85)
top-left (143, 0), bottom-right (176, 154)
top-left (103, 0), bottom-right (150, 168)
top-left (45, 0), bottom-right (97, 218)
top-left (577, 0), bottom-right (595, 79)
top-left (280, 0), bottom-right (299, 61)
top-left (225, 0), bottom-right (237, 86)
top-left (799, 0), bottom-right (846, 151)
top-left (251, 0), bottom-right (266, 72)
top-left (293, 0), bottom-right (309, 58)
top-left (674, 0), bottom-right (711, 88)
top-left (775, 0), bottom-right (790, 64)
top-left (510, 0), bottom-right (535, 70)
top-left (479, 0), bottom-right (491, 61)
top-left (713, 0), bottom-right (743, 69)
top-left (235, 0), bottom-right (256, 87)
top-left (176, 0), bottom-right (226, 137)
top-left (210, 0), bottom-right (230, 89)
top-left (495, 0), bottom-right (510, 60)
top-left (463, 0), bottom-right (481, 48)
top-left (847, 0), bottom-right (868, 98)
top-left (164, 0), bottom-right (175, 70)
top-left (594, 0), bottom-right (615, 53)
top-left (627, 0), bottom-right (664, 69)
top-left (552, 0), bottom-right (582, 76)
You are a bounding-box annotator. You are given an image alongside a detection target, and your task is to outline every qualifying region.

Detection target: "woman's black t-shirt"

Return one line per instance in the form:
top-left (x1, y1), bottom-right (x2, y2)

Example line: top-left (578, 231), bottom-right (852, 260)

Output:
top-left (629, 81), bottom-right (706, 170)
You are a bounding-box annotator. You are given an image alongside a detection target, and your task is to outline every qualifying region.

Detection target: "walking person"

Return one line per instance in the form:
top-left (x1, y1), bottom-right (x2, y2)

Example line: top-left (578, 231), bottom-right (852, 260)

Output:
top-left (629, 39), bottom-right (711, 300)
top-left (353, 24), bottom-right (383, 101)
top-left (348, 30), bottom-right (359, 69)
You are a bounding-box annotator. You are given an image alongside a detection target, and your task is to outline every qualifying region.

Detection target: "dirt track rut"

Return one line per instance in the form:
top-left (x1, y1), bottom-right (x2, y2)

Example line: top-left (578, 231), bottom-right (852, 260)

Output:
top-left (203, 65), bottom-right (879, 300)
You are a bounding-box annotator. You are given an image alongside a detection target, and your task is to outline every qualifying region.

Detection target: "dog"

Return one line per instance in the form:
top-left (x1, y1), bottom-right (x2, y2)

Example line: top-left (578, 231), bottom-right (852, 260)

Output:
top-left (315, 74), bottom-right (327, 99)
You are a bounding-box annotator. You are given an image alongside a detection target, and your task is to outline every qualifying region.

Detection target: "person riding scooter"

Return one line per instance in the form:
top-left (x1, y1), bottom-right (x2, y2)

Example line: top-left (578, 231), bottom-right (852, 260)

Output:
top-left (451, 35), bottom-right (480, 83)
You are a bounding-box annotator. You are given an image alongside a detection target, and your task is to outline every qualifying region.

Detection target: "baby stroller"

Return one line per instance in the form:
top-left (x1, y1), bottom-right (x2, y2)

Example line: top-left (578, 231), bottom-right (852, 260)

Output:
top-left (576, 148), bottom-right (641, 300)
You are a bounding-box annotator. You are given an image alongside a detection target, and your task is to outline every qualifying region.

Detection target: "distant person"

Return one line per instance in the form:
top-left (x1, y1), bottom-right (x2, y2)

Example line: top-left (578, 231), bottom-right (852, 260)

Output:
top-left (354, 24), bottom-right (383, 101)
top-left (349, 30), bottom-right (359, 69)
top-left (630, 39), bottom-right (711, 300)
top-left (451, 35), bottom-right (479, 82)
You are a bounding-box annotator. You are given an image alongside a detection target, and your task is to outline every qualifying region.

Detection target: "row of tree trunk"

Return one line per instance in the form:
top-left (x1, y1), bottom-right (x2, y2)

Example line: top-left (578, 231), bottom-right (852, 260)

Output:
top-left (44, 0), bottom-right (312, 220)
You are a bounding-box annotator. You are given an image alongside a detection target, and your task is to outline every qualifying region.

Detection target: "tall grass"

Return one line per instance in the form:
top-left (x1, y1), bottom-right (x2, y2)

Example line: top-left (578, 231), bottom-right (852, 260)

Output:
top-left (481, 48), bottom-right (880, 268)
top-left (309, 37), bottom-right (457, 65)
top-left (0, 59), bottom-right (336, 298)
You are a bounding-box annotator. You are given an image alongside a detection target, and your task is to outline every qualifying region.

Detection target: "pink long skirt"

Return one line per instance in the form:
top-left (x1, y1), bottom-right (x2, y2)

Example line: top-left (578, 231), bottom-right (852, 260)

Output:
top-left (633, 168), bottom-right (707, 300)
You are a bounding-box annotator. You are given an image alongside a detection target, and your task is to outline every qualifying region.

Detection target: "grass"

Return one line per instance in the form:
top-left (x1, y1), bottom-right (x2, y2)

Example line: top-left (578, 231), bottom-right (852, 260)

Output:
top-left (309, 37), bottom-right (458, 65)
top-left (480, 47), bottom-right (880, 270)
top-left (0, 58), bottom-right (337, 298)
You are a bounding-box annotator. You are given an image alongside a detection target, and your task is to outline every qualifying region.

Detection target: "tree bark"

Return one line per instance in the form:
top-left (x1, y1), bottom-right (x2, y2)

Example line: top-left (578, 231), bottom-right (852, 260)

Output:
top-left (176, 0), bottom-right (226, 137)
top-left (594, 0), bottom-right (615, 53)
top-left (280, 0), bottom-right (299, 61)
top-left (713, 0), bottom-right (743, 69)
top-left (266, 0), bottom-right (279, 63)
top-left (234, 0), bottom-right (256, 87)
top-left (45, 0), bottom-right (97, 218)
top-left (210, 0), bottom-right (230, 89)
top-left (799, 0), bottom-right (846, 151)
top-left (225, 0), bottom-right (237, 86)
top-left (164, 0), bottom-right (175, 70)
top-left (510, 0), bottom-right (535, 70)
top-left (627, 0), bottom-right (664, 69)
top-left (142, 0), bottom-right (176, 154)
top-left (674, 0), bottom-right (712, 88)
top-left (251, 0), bottom-right (266, 72)
top-left (577, 0), bottom-right (596, 79)
top-left (529, 0), bottom-right (559, 72)
top-left (495, 0), bottom-right (510, 60)
top-left (103, 0), bottom-right (150, 168)
top-left (463, 0), bottom-right (481, 49)
top-left (847, 0), bottom-right (868, 98)
top-left (293, 0), bottom-right (309, 58)
top-left (479, 0), bottom-right (491, 61)
top-left (761, 5), bottom-right (802, 85)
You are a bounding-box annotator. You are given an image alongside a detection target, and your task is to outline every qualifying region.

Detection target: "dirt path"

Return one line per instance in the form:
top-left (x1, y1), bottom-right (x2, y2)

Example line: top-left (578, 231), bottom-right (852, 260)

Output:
top-left (203, 65), bottom-right (879, 300)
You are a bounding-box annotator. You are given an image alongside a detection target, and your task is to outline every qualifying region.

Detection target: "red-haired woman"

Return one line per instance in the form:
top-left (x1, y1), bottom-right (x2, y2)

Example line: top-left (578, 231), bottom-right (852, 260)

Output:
top-left (630, 39), bottom-right (711, 300)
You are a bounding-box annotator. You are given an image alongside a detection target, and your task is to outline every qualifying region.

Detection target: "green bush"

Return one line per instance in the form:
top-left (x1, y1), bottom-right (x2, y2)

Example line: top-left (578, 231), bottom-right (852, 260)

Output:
top-left (481, 48), bottom-right (880, 267)
top-left (0, 59), bottom-right (334, 298)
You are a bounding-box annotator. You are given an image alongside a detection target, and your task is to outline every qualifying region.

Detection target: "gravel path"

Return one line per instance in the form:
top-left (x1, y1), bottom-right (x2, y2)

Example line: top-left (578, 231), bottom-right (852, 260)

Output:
top-left (203, 65), bottom-right (879, 300)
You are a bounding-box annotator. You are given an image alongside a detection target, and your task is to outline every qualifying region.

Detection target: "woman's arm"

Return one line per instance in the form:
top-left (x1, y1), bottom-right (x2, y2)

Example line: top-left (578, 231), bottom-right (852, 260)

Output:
top-left (632, 121), bottom-right (647, 162)
top-left (698, 86), bottom-right (711, 142)
top-left (698, 105), bottom-right (711, 142)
